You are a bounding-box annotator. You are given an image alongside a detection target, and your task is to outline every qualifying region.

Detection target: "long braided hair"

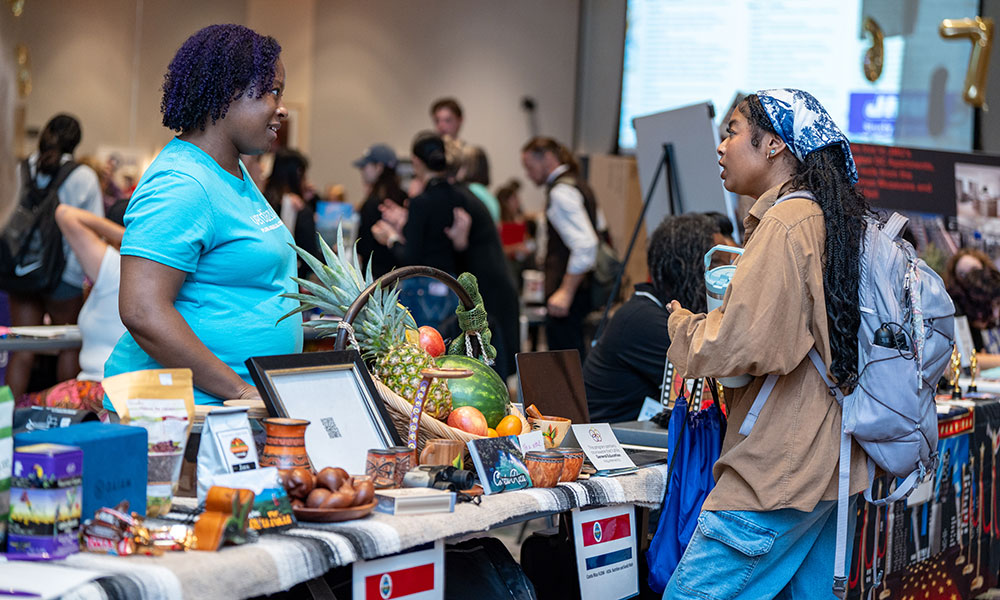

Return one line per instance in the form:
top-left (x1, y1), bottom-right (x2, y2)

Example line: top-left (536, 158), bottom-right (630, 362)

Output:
top-left (741, 95), bottom-right (870, 390)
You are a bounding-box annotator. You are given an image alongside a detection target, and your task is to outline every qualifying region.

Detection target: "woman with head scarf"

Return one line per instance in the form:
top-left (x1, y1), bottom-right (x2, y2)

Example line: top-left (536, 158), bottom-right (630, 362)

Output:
top-left (662, 90), bottom-right (870, 597)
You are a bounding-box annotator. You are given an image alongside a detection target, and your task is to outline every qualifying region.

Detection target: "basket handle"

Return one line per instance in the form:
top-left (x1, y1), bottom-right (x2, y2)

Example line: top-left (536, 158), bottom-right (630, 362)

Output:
top-left (334, 265), bottom-right (482, 358)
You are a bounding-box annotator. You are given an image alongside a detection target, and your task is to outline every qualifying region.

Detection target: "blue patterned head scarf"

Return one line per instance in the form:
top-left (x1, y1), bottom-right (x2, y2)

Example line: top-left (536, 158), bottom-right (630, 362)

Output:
top-left (755, 89), bottom-right (858, 184)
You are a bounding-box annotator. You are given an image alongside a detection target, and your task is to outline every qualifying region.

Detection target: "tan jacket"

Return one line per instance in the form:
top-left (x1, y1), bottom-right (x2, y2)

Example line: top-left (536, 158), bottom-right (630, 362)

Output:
top-left (667, 183), bottom-right (868, 512)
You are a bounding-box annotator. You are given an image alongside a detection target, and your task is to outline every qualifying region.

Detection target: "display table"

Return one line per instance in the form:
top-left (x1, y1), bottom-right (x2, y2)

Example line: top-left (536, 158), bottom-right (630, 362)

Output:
top-left (0, 325), bottom-right (82, 352)
top-left (24, 465), bottom-right (668, 600)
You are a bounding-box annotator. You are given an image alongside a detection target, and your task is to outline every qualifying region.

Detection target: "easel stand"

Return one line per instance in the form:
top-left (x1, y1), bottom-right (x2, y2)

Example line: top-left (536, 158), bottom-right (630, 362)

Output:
top-left (593, 143), bottom-right (682, 343)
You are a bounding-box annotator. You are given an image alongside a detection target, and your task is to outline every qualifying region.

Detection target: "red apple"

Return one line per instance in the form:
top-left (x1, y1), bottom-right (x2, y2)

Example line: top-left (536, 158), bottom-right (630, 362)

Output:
top-left (447, 406), bottom-right (488, 436)
top-left (418, 325), bottom-right (446, 357)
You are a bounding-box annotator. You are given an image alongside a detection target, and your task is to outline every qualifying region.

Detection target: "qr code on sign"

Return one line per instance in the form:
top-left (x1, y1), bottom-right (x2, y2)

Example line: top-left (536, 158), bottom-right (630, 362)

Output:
top-left (321, 417), bottom-right (342, 439)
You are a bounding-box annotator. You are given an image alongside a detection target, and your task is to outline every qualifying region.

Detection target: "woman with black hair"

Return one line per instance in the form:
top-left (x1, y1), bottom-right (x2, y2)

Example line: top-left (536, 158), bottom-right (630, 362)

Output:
top-left (583, 214), bottom-right (720, 422)
top-left (371, 132), bottom-right (465, 329)
top-left (6, 114), bottom-right (103, 398)
top-left (945, 248), bottom-right (1000, 370)
top-left (663, 90), bottom-right (869, 597)
top-left (264, 148), bottom-right (318, 278)
top-left (353, 143), bottom-right (406, 278)
top-left (104, 24), bottom-right (301, 407)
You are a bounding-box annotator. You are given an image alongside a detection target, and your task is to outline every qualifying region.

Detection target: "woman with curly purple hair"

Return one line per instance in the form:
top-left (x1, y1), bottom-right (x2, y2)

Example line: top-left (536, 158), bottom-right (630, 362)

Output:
top-left (104, 24), bottom-right (302, 407)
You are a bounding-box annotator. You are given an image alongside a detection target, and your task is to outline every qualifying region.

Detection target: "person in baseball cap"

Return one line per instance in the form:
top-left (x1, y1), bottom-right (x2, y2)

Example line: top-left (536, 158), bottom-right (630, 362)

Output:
top-left (352, 143), bottom-right (398, 169)
top-left (355, 143), bottom-right (406, 278)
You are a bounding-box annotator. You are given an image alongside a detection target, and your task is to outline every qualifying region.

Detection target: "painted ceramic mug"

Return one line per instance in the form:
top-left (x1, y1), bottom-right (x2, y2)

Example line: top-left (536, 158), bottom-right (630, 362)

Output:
top-left (366, 448), bottom-right (397, 488)
top-left (527, 415), bottom-right (572, 449)
top-left (259, 418), bottom-right (311, 470)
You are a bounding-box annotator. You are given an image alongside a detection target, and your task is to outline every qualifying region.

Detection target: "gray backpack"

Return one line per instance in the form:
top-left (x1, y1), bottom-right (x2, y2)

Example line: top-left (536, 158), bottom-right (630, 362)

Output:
top-left (739, 194), bottom-right (955, 597)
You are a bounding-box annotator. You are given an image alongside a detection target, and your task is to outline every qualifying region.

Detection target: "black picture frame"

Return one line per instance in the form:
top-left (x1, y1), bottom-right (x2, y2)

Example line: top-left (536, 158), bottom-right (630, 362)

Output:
top-left (246, 350), bottom-right (403, 474)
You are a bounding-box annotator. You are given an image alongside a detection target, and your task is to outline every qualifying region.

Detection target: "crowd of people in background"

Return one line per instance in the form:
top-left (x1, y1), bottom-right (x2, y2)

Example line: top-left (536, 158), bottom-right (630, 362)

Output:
top-left (3, 24), bottom-right (1000, 438)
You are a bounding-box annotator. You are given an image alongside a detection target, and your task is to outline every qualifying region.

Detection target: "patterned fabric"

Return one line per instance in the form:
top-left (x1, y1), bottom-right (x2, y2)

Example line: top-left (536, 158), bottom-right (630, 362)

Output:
top-left (756, 88), bottom-right (858, 184)
top-left (48, 465), bottom-right (668, 600)
top-left (17, 379), bottom-right (108, 419)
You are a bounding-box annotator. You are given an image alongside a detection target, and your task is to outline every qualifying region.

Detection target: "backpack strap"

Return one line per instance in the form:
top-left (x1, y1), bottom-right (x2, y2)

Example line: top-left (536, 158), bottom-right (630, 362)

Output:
top-left (801, 349), bottom-right (850, 598)
top-left (882, 212), bottom-right (909, 240)
top-left (771, 190), bottom-right (816, 205)
top-left (25, 160), bottom-right (79, 203)
top-left (737, 374), bottom-right (778, 436)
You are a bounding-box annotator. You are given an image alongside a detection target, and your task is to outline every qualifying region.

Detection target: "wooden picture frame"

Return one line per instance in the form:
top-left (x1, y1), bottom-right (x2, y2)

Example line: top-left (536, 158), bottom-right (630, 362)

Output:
top-left (246, 350), bottom-right (402, 474)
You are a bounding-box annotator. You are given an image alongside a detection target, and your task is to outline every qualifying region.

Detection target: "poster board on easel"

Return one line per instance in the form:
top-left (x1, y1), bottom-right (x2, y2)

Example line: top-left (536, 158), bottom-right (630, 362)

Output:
top-left (633, 102), bottom-right (736, 239)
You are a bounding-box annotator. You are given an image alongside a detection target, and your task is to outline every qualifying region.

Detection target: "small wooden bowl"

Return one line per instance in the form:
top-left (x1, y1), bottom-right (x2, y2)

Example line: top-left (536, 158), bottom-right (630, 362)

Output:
top-left (553, 448), bottom-right (585, 482)
top-left (293, 500), bottom-right (377, 523)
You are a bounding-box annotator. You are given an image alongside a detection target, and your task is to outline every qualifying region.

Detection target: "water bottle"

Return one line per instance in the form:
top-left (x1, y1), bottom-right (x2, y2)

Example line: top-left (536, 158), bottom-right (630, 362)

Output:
top-left (704, 245), bottom-right (752, 387)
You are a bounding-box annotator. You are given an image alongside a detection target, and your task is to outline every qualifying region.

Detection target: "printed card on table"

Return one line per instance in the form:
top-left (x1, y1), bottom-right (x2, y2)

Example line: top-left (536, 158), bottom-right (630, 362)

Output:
top-left (572, 424), bottom-right (635, 472)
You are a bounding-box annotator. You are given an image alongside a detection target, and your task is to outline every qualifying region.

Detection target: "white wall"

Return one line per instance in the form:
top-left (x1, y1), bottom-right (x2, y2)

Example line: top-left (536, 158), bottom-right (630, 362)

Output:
top-left (13, 0), bottom-right (245, 159)
top-left (309, 0), bottom-right (580, 212)
top-left (575, 0), bottom-right (626, 156)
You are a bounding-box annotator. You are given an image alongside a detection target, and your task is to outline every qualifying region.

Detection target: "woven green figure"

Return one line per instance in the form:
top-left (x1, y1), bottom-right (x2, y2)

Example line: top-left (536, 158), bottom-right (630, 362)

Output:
top-left (447, 272), bottom-right (497, 364)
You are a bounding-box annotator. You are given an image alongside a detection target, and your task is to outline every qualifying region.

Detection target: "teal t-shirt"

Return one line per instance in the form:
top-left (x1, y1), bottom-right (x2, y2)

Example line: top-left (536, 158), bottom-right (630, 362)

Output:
top-left (104, 138), bottom-right (303, 407)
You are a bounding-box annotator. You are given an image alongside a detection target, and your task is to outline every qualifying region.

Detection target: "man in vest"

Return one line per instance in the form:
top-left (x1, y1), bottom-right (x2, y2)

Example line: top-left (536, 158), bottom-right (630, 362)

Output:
top-left (521, 136), bottom-right (600, 355)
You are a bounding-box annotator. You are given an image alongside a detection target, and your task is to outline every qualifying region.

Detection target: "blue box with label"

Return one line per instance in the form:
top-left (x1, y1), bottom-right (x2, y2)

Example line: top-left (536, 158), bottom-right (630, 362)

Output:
top-left (16, 422), bottom-right (148, 518)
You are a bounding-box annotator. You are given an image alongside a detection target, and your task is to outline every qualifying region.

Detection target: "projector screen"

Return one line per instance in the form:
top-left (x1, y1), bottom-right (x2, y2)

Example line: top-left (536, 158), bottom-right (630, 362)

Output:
top-left (619, 0), bottom-right (976, 152)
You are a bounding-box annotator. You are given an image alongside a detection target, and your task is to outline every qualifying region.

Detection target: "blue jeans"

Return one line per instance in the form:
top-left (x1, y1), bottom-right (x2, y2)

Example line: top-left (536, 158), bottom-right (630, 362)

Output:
top-left (663, 496), bottom-right (857, 599)
top-left (397, 278), bottom-right (459, 330)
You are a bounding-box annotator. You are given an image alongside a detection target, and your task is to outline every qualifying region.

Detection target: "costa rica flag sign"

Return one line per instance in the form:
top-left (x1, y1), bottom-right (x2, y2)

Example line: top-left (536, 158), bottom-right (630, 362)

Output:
top-left (572, 505), bottom-right (639, 600)
top-left (353, 541), bottom-right (444, 600)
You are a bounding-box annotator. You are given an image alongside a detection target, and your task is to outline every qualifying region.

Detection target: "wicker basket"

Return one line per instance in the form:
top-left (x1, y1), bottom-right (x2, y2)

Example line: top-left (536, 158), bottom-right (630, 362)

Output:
top-left (335, 266), bottom-right (489, 453)
top-left (375, 379), bottom-right (484, 450)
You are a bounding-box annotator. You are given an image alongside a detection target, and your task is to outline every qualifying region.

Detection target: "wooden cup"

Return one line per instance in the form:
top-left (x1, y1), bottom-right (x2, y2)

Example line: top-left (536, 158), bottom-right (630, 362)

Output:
top-left (419, 438), bottom-right (465, 468)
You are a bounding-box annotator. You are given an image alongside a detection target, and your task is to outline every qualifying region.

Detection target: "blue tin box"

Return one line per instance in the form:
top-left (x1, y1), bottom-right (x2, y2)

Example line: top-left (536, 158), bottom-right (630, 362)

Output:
top-left (16, 422), bottom-right (148, 519)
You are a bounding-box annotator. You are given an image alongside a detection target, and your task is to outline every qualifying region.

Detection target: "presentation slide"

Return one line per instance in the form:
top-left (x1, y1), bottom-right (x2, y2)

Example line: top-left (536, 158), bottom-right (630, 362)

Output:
top-left (619, 0), bottom-right (975, 153)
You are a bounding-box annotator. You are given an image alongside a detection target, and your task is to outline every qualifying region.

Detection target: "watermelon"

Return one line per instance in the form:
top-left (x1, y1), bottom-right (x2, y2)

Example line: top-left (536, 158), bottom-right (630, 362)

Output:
top-left (436, 354), bottom-right (509, 428)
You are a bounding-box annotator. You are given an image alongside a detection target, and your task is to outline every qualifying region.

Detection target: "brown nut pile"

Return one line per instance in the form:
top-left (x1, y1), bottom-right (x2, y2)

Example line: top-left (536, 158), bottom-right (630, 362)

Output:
top-left (279, 467), bottom-right (375, 510)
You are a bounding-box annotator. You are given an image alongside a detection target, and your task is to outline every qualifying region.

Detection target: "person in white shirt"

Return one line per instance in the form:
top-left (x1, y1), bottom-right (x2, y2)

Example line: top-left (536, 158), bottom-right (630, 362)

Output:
top-left (15, 205), bottom-right (125, 419)
top-left (6, 114), bottom-right (104, 398)
top-left (521, 136), bottom-right (604, 355)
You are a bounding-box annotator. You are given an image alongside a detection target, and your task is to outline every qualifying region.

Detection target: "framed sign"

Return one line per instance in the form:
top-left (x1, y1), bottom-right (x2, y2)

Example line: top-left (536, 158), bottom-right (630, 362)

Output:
top-left (246, 350), bottom-right (403, 474)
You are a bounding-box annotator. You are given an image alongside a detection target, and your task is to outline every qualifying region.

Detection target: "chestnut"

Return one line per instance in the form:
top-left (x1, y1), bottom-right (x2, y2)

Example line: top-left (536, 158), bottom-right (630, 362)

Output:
top-left (353, 480), bottom-right (375, 506)
top-left (306, 487), bottom-right (332, 508)
top-left (286, 468), bottom-right (315, 499)
top-left (336, 481), bottom-right (357, 506)
top-left (316, 467), bottom-right (348, 491)
top-left (290, 498), bottom-right (305, 509)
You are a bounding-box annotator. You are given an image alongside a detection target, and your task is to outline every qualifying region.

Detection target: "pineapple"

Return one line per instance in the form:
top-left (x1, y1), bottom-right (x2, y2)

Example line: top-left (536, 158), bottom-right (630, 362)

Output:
top-left (376, 343), bottom-right (451, 419)
top-left (280, 228), bottom-right (453, 419)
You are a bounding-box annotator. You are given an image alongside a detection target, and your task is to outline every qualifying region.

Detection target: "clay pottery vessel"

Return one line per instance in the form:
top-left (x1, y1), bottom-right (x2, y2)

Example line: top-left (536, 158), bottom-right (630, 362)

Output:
top-left (524, 450), bottom-right (564, 488)
top-left (389, 446), bottom-right (417, 487)
top-left (554, 448), bottom-right (585, 482)
top-left (366, 448), bottom-right (397, 488)
top-left (259, 418), bottom-right (311, 470)
top-left (527, 415), bottom-right (572, 449)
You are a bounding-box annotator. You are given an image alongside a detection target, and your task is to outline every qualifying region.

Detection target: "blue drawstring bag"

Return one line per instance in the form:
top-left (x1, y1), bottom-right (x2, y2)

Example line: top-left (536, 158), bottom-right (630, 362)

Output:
top-left (646, 394), bottom-right (724, 592)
